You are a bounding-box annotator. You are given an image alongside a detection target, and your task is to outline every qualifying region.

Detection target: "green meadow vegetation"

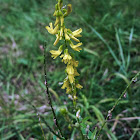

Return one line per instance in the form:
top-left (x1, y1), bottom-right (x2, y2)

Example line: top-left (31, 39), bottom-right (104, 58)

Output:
top-left (0, 0), bottom-right (140, 139)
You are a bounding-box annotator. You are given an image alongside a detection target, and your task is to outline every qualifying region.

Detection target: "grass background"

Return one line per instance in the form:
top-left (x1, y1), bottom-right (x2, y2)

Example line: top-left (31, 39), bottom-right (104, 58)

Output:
top-left (0, 0), bottom-right (140, 139)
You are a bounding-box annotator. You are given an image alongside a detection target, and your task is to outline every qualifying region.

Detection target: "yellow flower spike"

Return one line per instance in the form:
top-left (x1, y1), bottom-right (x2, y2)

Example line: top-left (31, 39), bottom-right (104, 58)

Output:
top-left (66, 65), bottom-right (74, 75)
top-left (62, 49), bottom-right (72, 64)
top-left (76, 84), bottom-right (83, 89)
top-left (54, 34), bottom-right (60, 46)
top-left (70, 42), bottom-right (82, 52)
top-left (50, 45), bottom-right (63, 59)
top-left (72, 28), bottom-right (82, 37)
top-left (46, 1), bottom-right (83, 96)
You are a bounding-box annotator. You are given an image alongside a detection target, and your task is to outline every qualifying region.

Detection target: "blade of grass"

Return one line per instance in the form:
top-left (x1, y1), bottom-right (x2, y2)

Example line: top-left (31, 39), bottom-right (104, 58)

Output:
top-left (80, 16), bottom-right (121, 68)
top-left (115, 28), bottom-right (125, 69)
top-left (126, 27), bottom-right (134, 70)
top-left (96, 71), bottom-right (140, 140)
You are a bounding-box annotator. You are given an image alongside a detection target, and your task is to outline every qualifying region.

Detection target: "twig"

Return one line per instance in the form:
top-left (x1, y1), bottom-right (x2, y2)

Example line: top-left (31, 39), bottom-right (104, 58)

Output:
top-left (108, 117), bottom-right (140, 122)
top-left (20, 95), bottom-right (63, 139)
top-left (43, 42), bottom-right (65, 140)
top-left (96, 71), bottom-right (140, 140)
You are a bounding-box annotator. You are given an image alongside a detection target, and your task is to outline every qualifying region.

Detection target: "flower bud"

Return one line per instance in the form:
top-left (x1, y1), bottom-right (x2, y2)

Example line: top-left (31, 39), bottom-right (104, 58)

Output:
top-left (64, 4), bottom-right (72, 17)
top-left (59, 107), bottom-right (67, 115)
top-left (59, 10), bottom-right (63, 16)
top-left (68, 124), bottom-right (72, 130)
top-left (67, 4), bottom-right (72, 13)
top-left (55, 4), bottom-right (58, 10)
top-left (76, 109), bottom-right (80, 118)
top-left (62, 9), bottom-right (67, 13)
top-left (59, 44), bottom-right (63, 50)
top-left (75, 122), bottom-right (79, 128)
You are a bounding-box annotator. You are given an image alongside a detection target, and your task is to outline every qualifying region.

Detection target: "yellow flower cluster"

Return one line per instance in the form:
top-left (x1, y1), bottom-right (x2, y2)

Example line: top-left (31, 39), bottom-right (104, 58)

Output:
top-left (46, 0), bottom-right (83, 97)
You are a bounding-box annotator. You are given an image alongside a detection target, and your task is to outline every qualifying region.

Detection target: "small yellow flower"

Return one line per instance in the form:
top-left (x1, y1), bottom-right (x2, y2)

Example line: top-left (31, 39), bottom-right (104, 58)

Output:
top-left (46, 23), bottom-right (59, 35)
top-left (61, 78), bottom-right (72, 93)
top-left (53, 10), bottom-right (56, 16)
top-left (64, 4), bottom-right (72, 17)
top-left (66, 86), bottom-right (72, 93)
top-left (61, 49), bottom-right (72, 64)
top-left (50, 50), bottom-right (61, 59)
top-left (50, 45), bottom-right (63, 59)
top-left (68, 74), bottom-right (75, 84)
top-left (74, 68), bottom-right (80, 76)
top-left (54, 17), bottom-right (60, 26)
top-left (60, 27), bottom-right (63, 38)
top-left (70, 59), bottom-right (79, 67)
top-left (72, 28), bottom-right (82, 37)
top-left (66, 65), bottom-right (75, 83)
top-left (64, 28), bottom-right (80, 42)
top-left (69, 34), bottom-right (80, 42)
top-left (66, 65), bottom-right (74, 75)
top-left (61, 78), bottom-right (69, 89)
top-left (70, 42), bottom-right (82, 52)
top-left (76, 83), bottom-right (83, 89)
top-left (60, 16), bottom-right (64, 26)
top-left (64, 28), bottom-right (70, 40)
top-left (54, 34), bottom-right (60, 46)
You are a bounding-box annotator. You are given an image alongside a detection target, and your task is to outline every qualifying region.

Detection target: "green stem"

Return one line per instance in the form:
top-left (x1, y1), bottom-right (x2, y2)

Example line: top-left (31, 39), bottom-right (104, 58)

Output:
top-left (96, 71), bottom-right (140, 140)
top-left (19, 95), bottom-right (64, 139)
top-left (77, 118), bottom-right (85, 140)
top-left (37, 114), bottom-right (46, 140)
top-left (43, 43), bottom-right (66, 140)
top-left (72, 93), bottom-right (85, 139)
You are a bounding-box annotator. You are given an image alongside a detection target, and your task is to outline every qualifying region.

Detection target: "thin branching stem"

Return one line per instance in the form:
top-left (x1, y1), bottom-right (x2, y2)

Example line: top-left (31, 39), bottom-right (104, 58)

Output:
top-left (43, 42), bottom-right (66, 140)
top-left (96, 71), bottom-right (140, 140)
top-left (20, 95), bottom-right (64, 139)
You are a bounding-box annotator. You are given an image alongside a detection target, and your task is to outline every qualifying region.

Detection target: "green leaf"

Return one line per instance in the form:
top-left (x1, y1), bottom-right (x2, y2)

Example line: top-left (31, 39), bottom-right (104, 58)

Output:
top-left (53, 135), bottom-right (57, 140)
top-left (91, 127), bottom-right (97, 140)
top-left (89, 106), bottom-right (105, 125)
top-left (98, 98), bottom-right (115, 104)
top-left (17, 58), bottom-right (29, 65)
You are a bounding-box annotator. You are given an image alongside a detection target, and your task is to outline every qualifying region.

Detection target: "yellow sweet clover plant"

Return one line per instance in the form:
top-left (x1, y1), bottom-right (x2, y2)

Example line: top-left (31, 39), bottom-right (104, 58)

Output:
top-left (44, 1), bottom-right (140, 139)
top-left (45, 0), bottom-right (88, 139)
top-left (46, 0), bottom-right (83, 104)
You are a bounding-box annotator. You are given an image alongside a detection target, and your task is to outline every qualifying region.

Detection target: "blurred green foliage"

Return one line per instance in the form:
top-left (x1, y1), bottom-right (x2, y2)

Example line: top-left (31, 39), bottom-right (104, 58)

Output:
top-left (0, 0), bottom-right (140, 139)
